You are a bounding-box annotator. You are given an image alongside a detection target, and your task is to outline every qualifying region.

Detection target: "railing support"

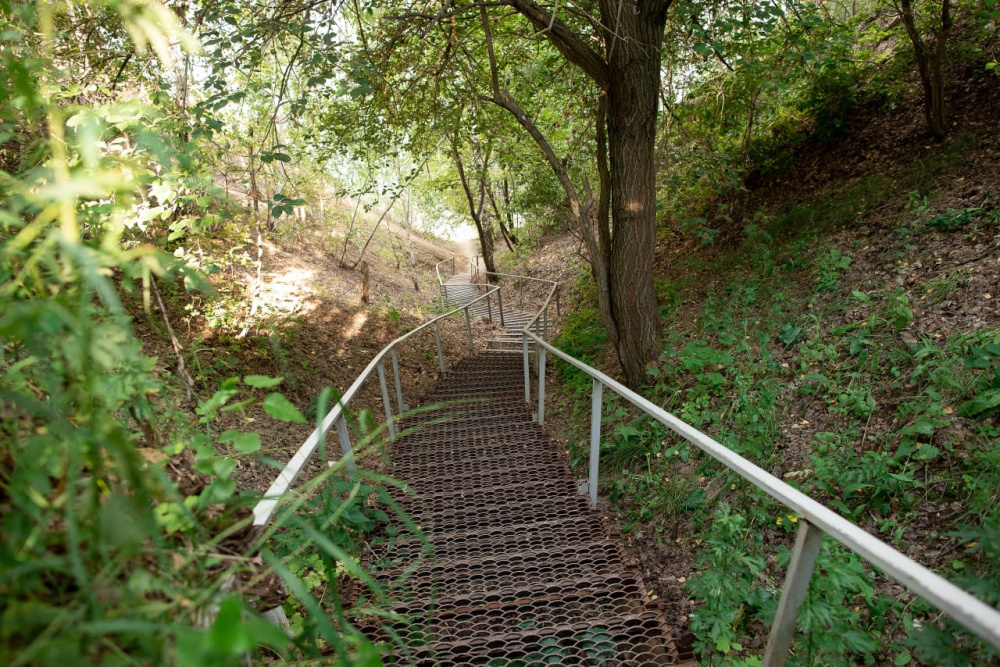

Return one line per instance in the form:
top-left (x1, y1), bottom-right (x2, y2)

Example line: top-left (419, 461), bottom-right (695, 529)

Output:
top-left (763, 521), bottom-right (824, 667)
top-left (523, 334), bottom-right (531, 406)
top-left (464, 306), bottom-right (474, 352)
top-left (537, 346), bottom-right (546, 425)
top-left (497, 290), bottom-right (505, 327)
top-left (487, 293), bottom-right (493, 324)
top-left (376, 360), bottom-right (396, 442)
top-left (391, 348), bottom-right (405, 412)
top-left (434, 323), bottom-right (445, 373)
top-left (588, 379), bottom-right (602, 509)
top-left (534, 316), bottom-right (540, 369)
top-left (543, 305), bottom-right (548, 338)
top-left (335, 415), bottom-right (356, 472)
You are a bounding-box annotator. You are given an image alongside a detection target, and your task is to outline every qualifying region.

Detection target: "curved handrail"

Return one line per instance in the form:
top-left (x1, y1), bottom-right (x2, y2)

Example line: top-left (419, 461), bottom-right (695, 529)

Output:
top-left (518, 281), bottom-right (1000, 658)
top-left (252, 281), bottom-right (501, 526)
top-left (434, 256), bottom-right (455, 286)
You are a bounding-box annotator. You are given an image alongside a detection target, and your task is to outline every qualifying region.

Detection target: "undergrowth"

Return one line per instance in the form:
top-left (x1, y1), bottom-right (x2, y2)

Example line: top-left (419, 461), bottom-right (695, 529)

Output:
top-left (553, 172), bottom-right (1000, 664)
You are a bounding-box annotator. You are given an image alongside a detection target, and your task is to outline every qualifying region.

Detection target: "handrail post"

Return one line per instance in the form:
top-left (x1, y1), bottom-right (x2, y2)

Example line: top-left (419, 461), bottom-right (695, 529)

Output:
top-left (588, 379), bottom-right (603, 509)
top-left (532, 316), bottom-right (540, 384)
top-left (486, 293), bottom-right (493, 324)
top-left (537, 345), bottom-right (546, 425)
top-left (376, 360), bottom-right (396, 442)
top-left (523, 334), bottom-right (531, 406)
top-left (543, 305), bottom-right (548, 338)
top-left (434, 322), bottom-right (445, 373)
top-left (763, 521), bottom-right (824, 667)
top-left (335, 415), bottom-right (356, 472)
top-left (390, 348), bottom-right (405, 412)
top-left (497, 289), bottom-right (505, 327)
top-left (464, 306), bottom-right (474, 352)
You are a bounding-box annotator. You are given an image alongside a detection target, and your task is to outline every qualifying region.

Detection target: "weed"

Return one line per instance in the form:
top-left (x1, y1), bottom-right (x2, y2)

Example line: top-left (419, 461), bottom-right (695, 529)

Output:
top-left (686, 507), bottom-right (768, 662)
top-left (813, 247), bottom-right (852, 292)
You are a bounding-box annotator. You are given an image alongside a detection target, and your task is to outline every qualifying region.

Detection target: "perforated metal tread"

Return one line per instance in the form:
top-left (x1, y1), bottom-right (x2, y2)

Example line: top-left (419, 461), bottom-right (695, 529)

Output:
top-left (356, 351), bottom-right (677, 664)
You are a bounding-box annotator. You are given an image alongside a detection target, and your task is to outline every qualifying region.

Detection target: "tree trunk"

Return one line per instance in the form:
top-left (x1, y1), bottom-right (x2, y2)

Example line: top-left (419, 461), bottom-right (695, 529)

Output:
top-left (487, 183), bottom-right (515, 251)
top-left (497, 0), bottom-right (667, 386)
top-left (361, 260), bottom-right (370, 304)
top-left (451, 136), bottom-right (498, 280)
top-left (898, 0), bottom-right (952, 140)
top-left (597, 1), bottom-right (666, 384)
top-left (404, 187), bottom-right (420, 292)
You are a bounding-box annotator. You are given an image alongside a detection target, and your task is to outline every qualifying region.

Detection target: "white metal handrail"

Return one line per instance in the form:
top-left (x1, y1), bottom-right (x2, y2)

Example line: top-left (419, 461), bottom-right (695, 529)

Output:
top-left (433, 256), bottom-right (456, 286)
top-left (519, 282), bottom-right (1000, 664)
top-left (251, 281), bottom-right (500, 527)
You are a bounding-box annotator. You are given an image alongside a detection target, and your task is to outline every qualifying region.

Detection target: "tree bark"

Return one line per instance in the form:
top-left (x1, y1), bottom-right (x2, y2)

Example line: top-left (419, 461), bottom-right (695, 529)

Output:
top-left (361, 260), bottom-right (370, 304)
top-left (486, 182), bottom-right (516, 251)
top-left (898, 0), bottom-right (952, 140)
top-left (339, 193), bottom-right (365, 268)
top-left (491, 0), bottom-right (669, 385)
top-left (599, 0), bottom-right (668, 383)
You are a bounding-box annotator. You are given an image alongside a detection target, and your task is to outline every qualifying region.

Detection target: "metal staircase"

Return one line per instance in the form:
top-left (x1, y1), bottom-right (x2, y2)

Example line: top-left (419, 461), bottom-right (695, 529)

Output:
top-left (362, 351), bottom-right (679, 664)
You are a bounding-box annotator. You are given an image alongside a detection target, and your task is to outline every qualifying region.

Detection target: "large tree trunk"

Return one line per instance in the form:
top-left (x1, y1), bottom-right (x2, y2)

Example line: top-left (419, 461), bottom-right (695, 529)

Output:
top-left (598, 2), bottom-right (666, 384)
top-left (498, 0), bottom-right (667, 386)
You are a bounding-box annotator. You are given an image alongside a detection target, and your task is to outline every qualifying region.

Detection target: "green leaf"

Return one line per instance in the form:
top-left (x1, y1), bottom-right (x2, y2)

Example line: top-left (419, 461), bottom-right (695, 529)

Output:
top-left (219, 429), bottom-right (261, 453)
top-left (263, 393), bottom-right (306, 423)
top-left (244, 374), bottom-right (284, 388)
top-left (210, 599), bottom-right (251, 654)
top-left (958, 390), bottom-right (1000, 418)
top-left (213, 458), bottom-right (236, 478)
top-left (271, 152), bottom-right (291, 162)
top-left (196, 387), bottom-right (237, 415)
top-left (894, 651), bottom-right (912, 665)
top-left (778, 323), bottom-right (802, 346)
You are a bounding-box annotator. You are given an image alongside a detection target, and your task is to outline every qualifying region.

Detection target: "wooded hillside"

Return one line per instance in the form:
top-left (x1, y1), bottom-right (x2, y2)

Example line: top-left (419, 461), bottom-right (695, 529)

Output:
top-left (1, 0), bottom-right (998, 664)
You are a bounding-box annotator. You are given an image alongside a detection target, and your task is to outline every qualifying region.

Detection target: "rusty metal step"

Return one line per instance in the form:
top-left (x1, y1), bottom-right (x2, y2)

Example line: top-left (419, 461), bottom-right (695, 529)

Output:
top-left (390, 476), bottom-right (577, 513)
top-left (376, 514), bottom-right (604, 565)
top-left (378, 541), bottom-right (629, 601)
top-left (386, 614), bottom-right (676, 666)
top-left (393, 432), bottom-right (544, 456)
top-left (396, 461), bottom-right (572, 493)
top-left (365, 580), bottom-right (656, 646)
top-left (387, 495), bottom-right (591, 537)
top-left (392, 450), bottom-right (563, 481)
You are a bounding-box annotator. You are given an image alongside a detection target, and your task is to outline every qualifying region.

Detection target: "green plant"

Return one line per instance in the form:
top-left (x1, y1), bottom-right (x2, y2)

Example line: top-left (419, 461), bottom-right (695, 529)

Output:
top-left (687, 507), bottom-right (769, 662)
top-left (924, 208), bottom-right (982, 232)
top-left (813, 248), bottom-right (852, 292)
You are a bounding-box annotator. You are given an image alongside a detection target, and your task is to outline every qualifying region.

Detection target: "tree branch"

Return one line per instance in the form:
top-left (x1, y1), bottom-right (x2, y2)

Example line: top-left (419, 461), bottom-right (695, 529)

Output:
top-left (504, 0), bottom-right (609, 88)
